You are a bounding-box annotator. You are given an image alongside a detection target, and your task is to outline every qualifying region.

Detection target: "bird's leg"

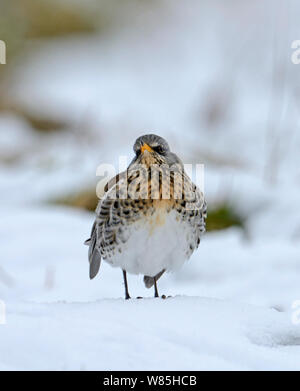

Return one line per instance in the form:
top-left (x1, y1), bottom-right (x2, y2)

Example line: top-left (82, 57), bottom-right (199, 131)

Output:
top-left (153, 276), bottom-right (159, 298)
top-left (122, 270), bottom-right (131, 300)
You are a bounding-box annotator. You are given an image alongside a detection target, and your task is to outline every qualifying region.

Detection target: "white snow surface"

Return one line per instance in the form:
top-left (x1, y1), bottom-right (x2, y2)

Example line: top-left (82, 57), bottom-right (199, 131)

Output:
top-left (2, 297), bottom-right (300, 371)
top-left (0, 206), bottom-right (300, 370)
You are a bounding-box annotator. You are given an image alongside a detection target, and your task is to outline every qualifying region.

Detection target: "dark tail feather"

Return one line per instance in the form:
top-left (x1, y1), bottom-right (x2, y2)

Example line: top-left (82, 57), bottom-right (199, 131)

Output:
top-left (89, 249), bottom-right (101, 279)
top-left (86, 222), bottom-right (101, 279)
top-left (144, 269), bottom-right (165, 288)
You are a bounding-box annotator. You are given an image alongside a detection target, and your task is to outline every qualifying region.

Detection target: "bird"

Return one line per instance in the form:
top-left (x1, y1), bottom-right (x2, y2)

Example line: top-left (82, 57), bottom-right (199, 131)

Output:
top-left (85, 134), bottom-right (206, 299)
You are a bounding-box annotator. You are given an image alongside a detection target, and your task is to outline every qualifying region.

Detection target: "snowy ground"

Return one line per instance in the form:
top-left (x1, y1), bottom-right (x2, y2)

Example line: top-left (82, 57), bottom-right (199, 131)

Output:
top-left (0, 206), bottom-right (300, 370)
top-left (1, 0), bottom-right (300, 371)
top-left (2, 297), bottom-right (300, 371)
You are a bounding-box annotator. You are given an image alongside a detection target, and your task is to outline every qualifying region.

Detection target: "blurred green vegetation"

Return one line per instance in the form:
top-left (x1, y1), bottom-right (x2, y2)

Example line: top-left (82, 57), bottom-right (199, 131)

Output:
top-left (0, 0), bottom-right (99, 123)
top-left (0, 0), bottom-right (159, 63)
top-left (206, 204), bottom-right (244, 232)
top-left (15, 0), bottom-right (97, 39)
top-left (54, 189), bottom-right (99, 212)
top-left (0, 0), bottom-right (159, 131)
top-left (0, 0), bottom-right (97, 67)
top-left (0, 103), bottom-right (69, 133)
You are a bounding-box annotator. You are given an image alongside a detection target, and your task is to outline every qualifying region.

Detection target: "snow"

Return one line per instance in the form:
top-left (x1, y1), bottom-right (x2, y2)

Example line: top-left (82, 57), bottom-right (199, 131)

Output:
top-left (2, 297), bottom-right (300, 371)
top-left (1, 207), bottom-right (300, 370)
top-left (2, 293), bottom-right (300, 371)
top-left (1, 0), bottom-right (300, 371)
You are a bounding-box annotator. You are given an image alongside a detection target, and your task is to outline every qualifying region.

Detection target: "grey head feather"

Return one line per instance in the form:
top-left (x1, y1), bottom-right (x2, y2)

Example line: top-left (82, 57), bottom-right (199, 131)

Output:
top-left (132, 134), bottom-right (183, 168)
top-left (133, 134), bottom-right (170, 154)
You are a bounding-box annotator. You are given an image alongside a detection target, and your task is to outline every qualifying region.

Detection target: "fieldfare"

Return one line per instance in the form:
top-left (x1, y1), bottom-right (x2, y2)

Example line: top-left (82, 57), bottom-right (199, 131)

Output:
top-left (85, 134), bottom-right (206, 299)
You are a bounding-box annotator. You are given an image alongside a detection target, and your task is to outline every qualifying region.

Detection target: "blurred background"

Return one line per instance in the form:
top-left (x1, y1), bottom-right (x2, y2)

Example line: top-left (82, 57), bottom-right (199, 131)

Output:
top-left (0, 0), bottom-right (300, 310)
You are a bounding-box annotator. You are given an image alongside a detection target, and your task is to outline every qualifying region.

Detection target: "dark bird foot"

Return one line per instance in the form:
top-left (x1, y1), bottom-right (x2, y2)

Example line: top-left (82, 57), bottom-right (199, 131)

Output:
top-left (153, 277), bottom-right (159, 298)
top-left (122, 270), bottom-right (131, 300)
top-left (136, 296), bottom-right (143, 299)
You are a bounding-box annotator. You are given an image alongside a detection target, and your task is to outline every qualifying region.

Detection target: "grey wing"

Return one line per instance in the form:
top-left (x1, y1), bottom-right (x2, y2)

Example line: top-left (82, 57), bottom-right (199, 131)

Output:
top-left (85, 172), bottom-right (126, 279)
top-left (182, 172), bottom-right (207, 247)
top-left (85, 221), bottom-right (101, 279)
top-left (193, 186), bottom-right (207, 246)
top-left (85, 171), bottom-right (128, 279)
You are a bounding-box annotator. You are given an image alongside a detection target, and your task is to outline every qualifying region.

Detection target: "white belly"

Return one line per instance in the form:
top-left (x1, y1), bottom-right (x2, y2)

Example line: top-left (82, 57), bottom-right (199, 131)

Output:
top-left (105, 209), bottom-right (196, 276)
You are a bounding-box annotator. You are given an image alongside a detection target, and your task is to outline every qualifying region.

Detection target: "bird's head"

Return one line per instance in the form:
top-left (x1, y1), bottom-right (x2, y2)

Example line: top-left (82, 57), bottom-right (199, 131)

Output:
top-left (132, 134), bottom-right (181, 167)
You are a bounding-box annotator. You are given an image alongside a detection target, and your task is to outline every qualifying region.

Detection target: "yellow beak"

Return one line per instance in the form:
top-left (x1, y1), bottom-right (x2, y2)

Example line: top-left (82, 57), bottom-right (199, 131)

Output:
top-left (140, 143), bottom-right (153, 153)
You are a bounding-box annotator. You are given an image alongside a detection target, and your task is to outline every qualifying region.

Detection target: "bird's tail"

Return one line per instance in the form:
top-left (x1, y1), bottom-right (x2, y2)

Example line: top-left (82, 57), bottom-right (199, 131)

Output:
top-left (85, 222), bottom-right (101, 279)
top-left (143, 269), bottom-right (165, 288)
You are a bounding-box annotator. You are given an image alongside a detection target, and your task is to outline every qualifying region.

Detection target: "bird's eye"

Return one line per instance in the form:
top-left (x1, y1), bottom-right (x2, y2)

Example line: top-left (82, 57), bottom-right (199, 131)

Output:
top-left (153, 146), bottom-right (164, 154)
